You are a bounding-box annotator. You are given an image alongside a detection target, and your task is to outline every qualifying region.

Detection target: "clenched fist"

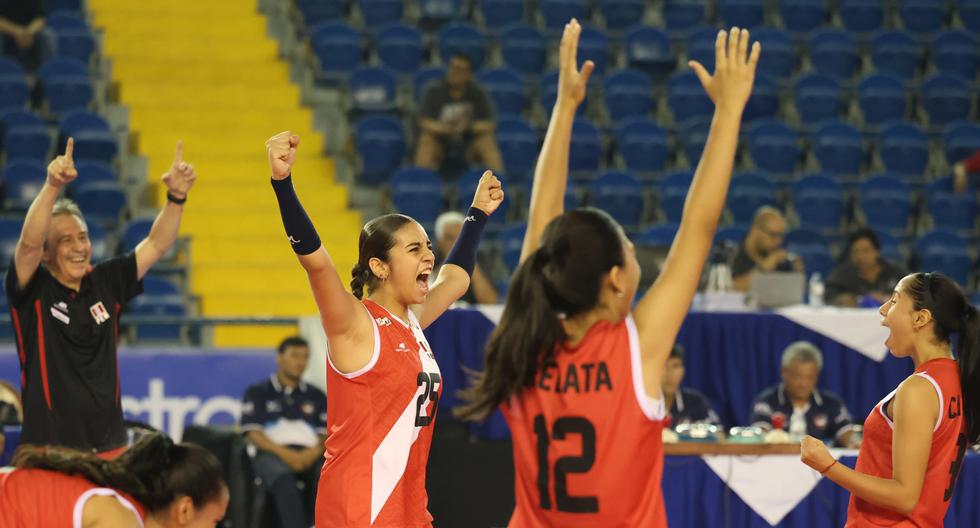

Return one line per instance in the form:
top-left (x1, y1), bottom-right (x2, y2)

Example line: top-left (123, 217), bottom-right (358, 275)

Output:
top-left (266, 131), bottom-right (300, 180)
top-left (471, 170), bottom-right (504, 216)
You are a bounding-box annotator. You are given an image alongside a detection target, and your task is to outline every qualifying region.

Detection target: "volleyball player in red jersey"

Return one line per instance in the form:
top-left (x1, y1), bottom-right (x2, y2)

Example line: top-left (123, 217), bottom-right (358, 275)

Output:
top-left (265, 132), bottom-right (503, 527)
top-left (801, 272), bottom-right (980, 526)
top-left (0, 432), bottom-right (228, 527)
top-left (457, 20), bottom-right (760, 527)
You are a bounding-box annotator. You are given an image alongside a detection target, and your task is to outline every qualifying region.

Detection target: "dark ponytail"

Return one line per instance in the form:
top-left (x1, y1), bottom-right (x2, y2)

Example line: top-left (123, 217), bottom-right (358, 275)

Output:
top-left (456, 208), bottom-right (626, 421)
top-left (13, 433), bottom-right (225, 514)
top-left (350, 214), bottom-right (415, 299)
top-left (906, 272), bottom-right (980, 445)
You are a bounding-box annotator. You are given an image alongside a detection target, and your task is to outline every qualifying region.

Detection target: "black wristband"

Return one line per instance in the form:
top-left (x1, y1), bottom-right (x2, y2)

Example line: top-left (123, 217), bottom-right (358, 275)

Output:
top-left (444, 207), bottom-right (488, 276)
top-left (166, 192), bottom-right (186, 205)
top-left (271, 175), bottom-right (322, 255)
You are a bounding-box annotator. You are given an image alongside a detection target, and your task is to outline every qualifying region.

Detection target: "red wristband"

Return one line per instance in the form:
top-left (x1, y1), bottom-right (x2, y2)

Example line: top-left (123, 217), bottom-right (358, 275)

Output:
top-left (819, 459), bottom-right (838, 474)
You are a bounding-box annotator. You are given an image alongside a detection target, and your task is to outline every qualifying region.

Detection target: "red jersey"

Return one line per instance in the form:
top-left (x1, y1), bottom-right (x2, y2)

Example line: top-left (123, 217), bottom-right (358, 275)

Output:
top-left (502, 315), bottom-right (667, 527)
top-left (847, 358), bottom-right (967, 527)
top-left (316, 299), bottom-right (442, 527)
top-left (0, 467), bottom-right (144, 527)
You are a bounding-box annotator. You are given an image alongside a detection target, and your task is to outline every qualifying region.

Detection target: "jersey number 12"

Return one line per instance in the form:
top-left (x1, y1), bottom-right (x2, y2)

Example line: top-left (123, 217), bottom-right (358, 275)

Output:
top-left (533, 415), bottom-right (599, 513)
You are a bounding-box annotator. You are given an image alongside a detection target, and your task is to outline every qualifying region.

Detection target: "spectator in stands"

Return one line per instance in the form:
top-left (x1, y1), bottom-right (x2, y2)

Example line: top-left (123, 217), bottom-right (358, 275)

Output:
top-left (749, 341), bottom-right (861, 447)
top-left (434, 211), bottom-right (499, 304)
top-left (731, 206), bottom-right (803, 291)
top-left (0, 379), bottom-right (21, 457)
top-left (5, 139), bottom-right (195, 457)
top-left (663, 344), bottom-right (722, 429)
top-left (415, 53), bottom-right (504, 177)
top-left (826, 228), bottom-right (906, 308)
top-left (953, 150), bottom-right (980, 194)
top-left (0, 0), bottom-right (45, 70)
top-left (241, 336), bottom-right (326, 528)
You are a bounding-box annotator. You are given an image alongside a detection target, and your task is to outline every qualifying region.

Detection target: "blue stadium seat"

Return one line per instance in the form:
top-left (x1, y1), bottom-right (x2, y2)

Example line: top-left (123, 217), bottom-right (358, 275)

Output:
top-left (44, 75), bottom-right (93, 114)
top-left (871, 30), bottom-right (919, 81)
top-left (603, 69), bottom-right (652, 124)
top-left (2, 161), bottom-right (46, 210)
top-left (376, 24), bottom-right (423, 75)
top-left (500, 25), bottom-right (546, 77)
top-left (659, 170), bottom-right (692, 223)
top-left (479, 0), bottom-right (524, 28)
top-left (858, 73), bottom-right (907, 125)
top-left (569, 119), bottom-right (601, 176)
top-left (753, 28), bottom-right (795, 81)
top-left (74, 181), bottom-right (127, 229)
top-left (637, 223), bottom-right (679, 248)
top-left (577, 27), bottom-right (610, 77)
top-left (624, 27), bottom-right (673, 78)
top-left (962, 0), bottom-right (980, 33)
top-left (539, 0), bottom-right (587, 32)
top-left (715, 226), bottom-right (747, 246)
top-left (600, 0), bottom-right (645, 31)
top-left (438, 23), bottom-right (487, 70)
top-left (749, 120), bottom-right (800, 174)
top-left (616, 118), bottom-right (668, 175)
top-left (496, 116), bottom-right (538, 181)
top-left (60, 110), bottom-right (109, 137)
top-left (943, 122), bottom-right (980, 167)
top-left (780, 0), bottom-right (827, 33)
top-left (933, 30), bottom-right (979, 80)
top-left (667, 71), bottom-right (712, 124)
top-left (663, 0), bottom-right (705, 31)
top-left (727, 172), bottom-right (775, 226)
top-left (357, 0), bottom-right (403, 28)
top-left (786, 229), bottom-right (833, 277)
top-left (916, 230), bottom-right (972, 287)
top-left (921, 74), bottom-right (971, 127)
top-left (680, 118), bottom-right (709, 165)
top-left (72, 130), bottom-right (118, 164)
top-left (142, 276), bottom-right (181, 297)
top-left (419, 0), bottom-right (463, 26)
top-left (899, 0), bottom-right (945, 35)
top-left (926, 188), bottom-right (977, 233)
top-left (794, 74), bottom-right (844, 123)
top-left (743, 75), bottom-right (779, 123)
top-left (1, 109), bottom-right (43, 135)
top-left (119, 217), bottom-right (176, 260)
top-left (311, 21), bottom-right (362, 79)
top-left (860, 174), bottom-right (912, 236)
top-left (812, 121), bottom-right (863, 175)
top-left (354, 115), bottom-right (405, 185)
top-left (127, 295), bottom-right (186, 341)
top-left (48, 0), bottom-right (83, 12)
top-left (793, 174), bottom-right (845, 234)
top-left (840, 0), bottom-right (884, 33)
top-left (808, 29), bottom-right (858, 80)
top-left (478, 68), bottom-right (526, 116)
top-left (718, 0), bottom-right (764, 28)
top-left (0, 217), bottom-right (23, 264)
top-left (87, 222), bottom-right (108, 262)
top-left (47, 11), bottom-right (95, 62)
top-left (4, 126), bottom-right (51, 162)
top-left (874, 230), bottom-right (906, 266)
top-left (457, 169), bottom-right (509, 226)
top-left (390, 167), bottom-right (444, 226)
top-left (564, 185), bottom-right (582, 209)
top-left (0, 57), bottom-right (23, 76)
top-left (499, 222), bottom-right (526, 272)
top-left (38, 57), bottom-right (87, 83)
top-left (348, 66), bottom-right (397, 114)
top-left (591, 170), bottom-right (645, 228)
top-left (413, 67), bottom-right (445, 101)
top-left (879, 121), bottom-right (928, 177)
top-left (685, 27), bottom-right (716, 73)
top-left (295, 0), bottom-right (347, 26)
top-left (75, 160), bottom-right (118, 185)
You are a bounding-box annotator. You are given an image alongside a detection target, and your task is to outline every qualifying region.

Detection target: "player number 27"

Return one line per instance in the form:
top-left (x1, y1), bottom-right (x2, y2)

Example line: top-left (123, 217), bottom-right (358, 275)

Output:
top-left (533, 415), bottom-right (598, 513)
top-left (414, 372), bottom-right (441, 427)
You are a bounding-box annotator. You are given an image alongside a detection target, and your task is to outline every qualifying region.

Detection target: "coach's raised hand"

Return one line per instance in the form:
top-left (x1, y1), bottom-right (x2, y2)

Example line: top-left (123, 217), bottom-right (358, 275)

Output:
top-left (266, 131), bottom-right (300, 180)
top-left (688, 27), bottom-right (760, 113)
top-left (556, 18), bottom-right (593, 111)
top-left (47, 138), bottom-right (78, 188)
top-left (162, 140), bottom-right (196, 201)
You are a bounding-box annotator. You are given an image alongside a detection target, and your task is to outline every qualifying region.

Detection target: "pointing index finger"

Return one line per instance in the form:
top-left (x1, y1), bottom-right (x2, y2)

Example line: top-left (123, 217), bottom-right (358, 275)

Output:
top-left (64, 137), bottom-right (74, 161)
top-left (174, 140), bottom-right (184, 163)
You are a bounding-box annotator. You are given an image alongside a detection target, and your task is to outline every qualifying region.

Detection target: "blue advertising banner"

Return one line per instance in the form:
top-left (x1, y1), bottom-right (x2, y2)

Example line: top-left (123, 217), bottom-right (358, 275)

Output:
top-left (0, 348), bottom-right (276, 440)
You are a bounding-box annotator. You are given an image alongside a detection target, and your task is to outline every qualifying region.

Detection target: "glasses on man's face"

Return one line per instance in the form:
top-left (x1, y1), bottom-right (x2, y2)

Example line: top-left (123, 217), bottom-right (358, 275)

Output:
top-left (761, 227), bottom-right (785, 239)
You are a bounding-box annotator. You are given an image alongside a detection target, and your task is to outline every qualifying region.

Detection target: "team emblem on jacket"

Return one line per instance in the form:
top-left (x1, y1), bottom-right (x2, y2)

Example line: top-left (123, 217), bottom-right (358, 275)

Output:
top-left (89, 302), bottom-right (110, 324)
